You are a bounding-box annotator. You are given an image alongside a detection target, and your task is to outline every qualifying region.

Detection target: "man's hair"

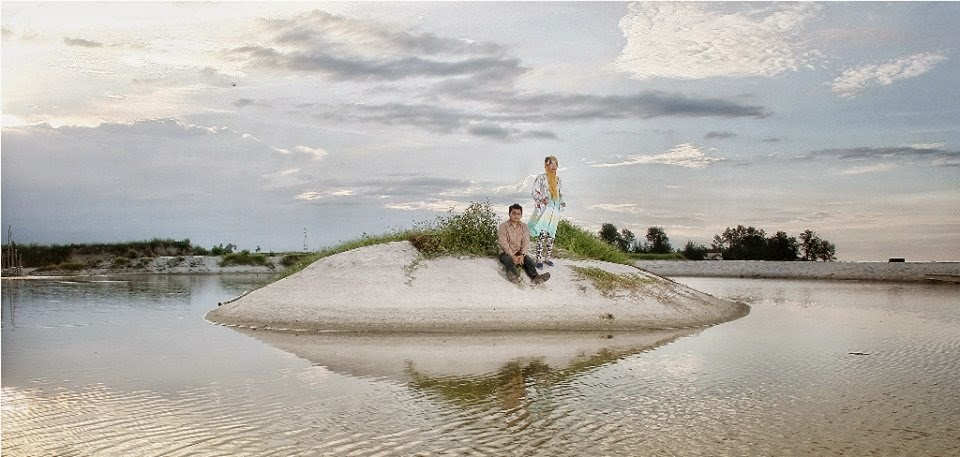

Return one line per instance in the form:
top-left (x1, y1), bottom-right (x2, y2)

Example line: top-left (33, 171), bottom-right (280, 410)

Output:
top-left (508, 203), bottom-right (523, 214)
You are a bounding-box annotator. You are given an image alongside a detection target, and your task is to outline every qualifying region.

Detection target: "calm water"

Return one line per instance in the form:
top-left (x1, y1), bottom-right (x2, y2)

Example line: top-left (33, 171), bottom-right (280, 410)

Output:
top-left (2, 275), bottom-right (958, 456)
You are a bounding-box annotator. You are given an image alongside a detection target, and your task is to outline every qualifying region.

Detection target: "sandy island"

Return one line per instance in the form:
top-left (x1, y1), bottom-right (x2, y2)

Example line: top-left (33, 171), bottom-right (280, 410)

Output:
top-left (205, 241), bottom-right (748, 333)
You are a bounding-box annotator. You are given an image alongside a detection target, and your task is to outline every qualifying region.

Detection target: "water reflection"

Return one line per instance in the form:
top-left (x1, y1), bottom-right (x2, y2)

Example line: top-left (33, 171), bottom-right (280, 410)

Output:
top-left (4, 276), bottom-right (958, 456)
top-left (237, 328), bottom-right (699, 408)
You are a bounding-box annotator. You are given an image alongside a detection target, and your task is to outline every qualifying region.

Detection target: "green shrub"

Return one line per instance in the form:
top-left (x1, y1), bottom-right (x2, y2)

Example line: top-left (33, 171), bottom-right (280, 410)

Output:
top-left (556, 221), bottom-right (633, 265)
top-left (219, 250), bottom-right (272, 268)
top-left (34, 261), bottom-right (86, 273)
top-left (111, 257), bottom-right (130, 268)
top-left (411, 201), bottom-right (499, 258)
top-left (280, 253), bottom-right (312, 268)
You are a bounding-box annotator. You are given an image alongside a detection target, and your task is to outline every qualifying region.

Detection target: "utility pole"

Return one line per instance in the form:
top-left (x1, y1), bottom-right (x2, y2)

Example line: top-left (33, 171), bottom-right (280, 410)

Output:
top-left (303, 228), bottom-right (308, 252)
top-left (4, 225), bottom-right (22, 276)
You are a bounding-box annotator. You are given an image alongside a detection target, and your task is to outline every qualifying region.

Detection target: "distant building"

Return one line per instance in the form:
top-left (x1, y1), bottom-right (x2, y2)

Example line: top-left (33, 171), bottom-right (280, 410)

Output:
top-left (705, 250), bottom-right (723, 261)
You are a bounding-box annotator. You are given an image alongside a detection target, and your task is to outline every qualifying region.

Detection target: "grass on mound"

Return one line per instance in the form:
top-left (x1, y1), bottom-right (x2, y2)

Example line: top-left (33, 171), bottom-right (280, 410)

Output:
top-left (277, 201), bottom-right (635, 279)
top-left (555, 221), bottom-right (633, 265)
top-left (276, 231), bottom-right (414, 280)
top-left (569, 266), bottom-right (655, 297)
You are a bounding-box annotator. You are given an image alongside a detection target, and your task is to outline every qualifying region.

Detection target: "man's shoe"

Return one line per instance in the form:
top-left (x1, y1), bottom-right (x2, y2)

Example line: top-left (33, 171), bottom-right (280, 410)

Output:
top-left (536, 262), bottom-right (544, 269)
top-left (506, 271), bottom-right (521, 284)
top-left (532, 272), bottom-right (551, 285)
top-left (544, 260), bottom-right (554, 267)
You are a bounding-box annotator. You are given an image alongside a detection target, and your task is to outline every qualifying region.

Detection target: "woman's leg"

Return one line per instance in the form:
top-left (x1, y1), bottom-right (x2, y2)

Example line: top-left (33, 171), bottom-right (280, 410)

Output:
top-left (544, 236), bottom-right (555, 265)
top-left (535, 232), bottom-right (547, 264)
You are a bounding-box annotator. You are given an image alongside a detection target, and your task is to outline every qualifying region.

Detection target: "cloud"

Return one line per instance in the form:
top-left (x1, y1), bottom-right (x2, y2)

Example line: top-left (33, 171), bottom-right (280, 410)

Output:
top-left (493, 91), bottom-right (769, 120)
top-left (384, 199), bottom-right (466, 212)
top-left (828, 51), bottom-right (950, 98)
top-left (259, 9), bottom-right (505, 57)
top-left (590, 143), bottom-right (725, 169)
top-left (309, 90), bottom-right (766, 142)
top-left (802, 145), bottom-right (959, 166)
top-left (466, 124), bottom-right (558, 142)
top-left (230, 10), bottom-right (524, 84)
top-left (705, 131), bottom-right (737, 140)
top-left (293, 145), bottom-right (328, 160)
top-left (611, 2), bottom-right (822, 80)
top-left (222, 8), bottom-right (769, 143)
top-left (588, 203), bottom-right (645, 216)
top-left (290, 176), bottom-right (482, 205)
top-left (64, 37), bottom-right (104, 48)
top-left (294, 189), bottom-right (353, 201)
top-left (838, 163), bottom-right (899, 176)
top-left (491, 175), bottom-right (537, 194)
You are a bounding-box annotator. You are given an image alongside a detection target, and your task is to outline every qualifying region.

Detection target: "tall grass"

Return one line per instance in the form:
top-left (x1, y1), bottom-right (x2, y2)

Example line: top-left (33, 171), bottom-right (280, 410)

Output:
top-left (408, 201), bottom-right (499, 258)
top-left (556, 220), bottom-right (634, 265)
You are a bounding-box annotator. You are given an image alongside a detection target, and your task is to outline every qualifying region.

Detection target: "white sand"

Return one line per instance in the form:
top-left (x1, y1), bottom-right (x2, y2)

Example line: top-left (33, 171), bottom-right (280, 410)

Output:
top-left (206, 241), bottom-right (748, 333)
top-left (636, 260), bottom-right (960, 282)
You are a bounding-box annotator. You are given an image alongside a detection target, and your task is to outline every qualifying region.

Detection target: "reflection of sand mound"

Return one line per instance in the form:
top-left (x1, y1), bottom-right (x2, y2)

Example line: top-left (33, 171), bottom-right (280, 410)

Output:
top-left (206, 241), bottom-right (748, 332)
top-left (238, 328), bottom-right (700, 381)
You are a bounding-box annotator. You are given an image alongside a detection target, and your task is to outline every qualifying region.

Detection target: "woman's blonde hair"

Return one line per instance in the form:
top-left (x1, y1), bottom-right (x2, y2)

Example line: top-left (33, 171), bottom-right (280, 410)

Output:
top-left (544, 155), bottom-right (559, 199)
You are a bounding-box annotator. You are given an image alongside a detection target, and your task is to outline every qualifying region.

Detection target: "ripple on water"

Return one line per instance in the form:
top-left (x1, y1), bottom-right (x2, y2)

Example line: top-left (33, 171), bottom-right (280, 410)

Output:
top-left (4, 277), bottom-right (959, 456)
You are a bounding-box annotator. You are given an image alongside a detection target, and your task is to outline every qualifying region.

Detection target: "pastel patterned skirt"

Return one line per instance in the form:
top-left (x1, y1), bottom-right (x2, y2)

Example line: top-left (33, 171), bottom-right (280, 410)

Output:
top-left (528, 199), bottom-right (563, 238)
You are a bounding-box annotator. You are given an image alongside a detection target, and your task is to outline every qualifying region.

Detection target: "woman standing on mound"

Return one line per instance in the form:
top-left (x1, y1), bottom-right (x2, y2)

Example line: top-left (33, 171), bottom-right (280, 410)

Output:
top-left (529, 155), bottom-right (566, 269)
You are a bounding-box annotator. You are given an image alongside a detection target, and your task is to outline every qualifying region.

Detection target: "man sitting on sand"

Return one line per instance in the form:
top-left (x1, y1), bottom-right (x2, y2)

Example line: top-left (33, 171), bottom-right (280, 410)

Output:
top-left (498, 203), bottom-right (550, 285)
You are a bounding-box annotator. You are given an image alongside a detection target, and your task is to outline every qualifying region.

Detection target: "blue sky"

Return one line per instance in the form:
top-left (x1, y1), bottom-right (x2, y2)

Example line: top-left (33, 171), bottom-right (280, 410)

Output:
top-left (2, 2), bottom-right (958, 261)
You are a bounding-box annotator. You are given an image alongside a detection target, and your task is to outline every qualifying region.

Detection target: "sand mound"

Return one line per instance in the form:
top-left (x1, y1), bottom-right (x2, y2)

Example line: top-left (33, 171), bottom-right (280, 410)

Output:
top-left (206, 241), bottom-right (747, 333)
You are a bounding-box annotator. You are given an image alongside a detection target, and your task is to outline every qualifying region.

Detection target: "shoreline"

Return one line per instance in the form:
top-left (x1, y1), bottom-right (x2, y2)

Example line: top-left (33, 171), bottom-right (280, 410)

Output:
top-left (636, 260), bottom-right (960, 283)
top-left (1, 255), bottom-right (281, 279)
top-left (6, 258), bottom-right (958, 284)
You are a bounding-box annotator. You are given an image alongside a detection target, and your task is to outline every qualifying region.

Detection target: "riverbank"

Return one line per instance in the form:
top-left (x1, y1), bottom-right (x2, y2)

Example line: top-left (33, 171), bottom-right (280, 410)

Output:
top-left (2, 255), bottom-right (282, 278)
top-left (206, 241), bottom-right (749, 333)
top-left (636, 260), bottom-right (960, 282)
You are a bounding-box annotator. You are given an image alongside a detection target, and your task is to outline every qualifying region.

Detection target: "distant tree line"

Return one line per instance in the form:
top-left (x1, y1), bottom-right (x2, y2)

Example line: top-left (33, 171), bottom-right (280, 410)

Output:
top-left (7, 239), bottom-right (277, 268)
top-left (597, 223), bottom-right (836, 261)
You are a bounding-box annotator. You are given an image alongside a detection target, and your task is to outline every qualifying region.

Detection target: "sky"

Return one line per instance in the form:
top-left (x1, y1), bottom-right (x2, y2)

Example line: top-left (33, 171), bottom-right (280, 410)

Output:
top-left (2, 1), bottom-right (958, 261)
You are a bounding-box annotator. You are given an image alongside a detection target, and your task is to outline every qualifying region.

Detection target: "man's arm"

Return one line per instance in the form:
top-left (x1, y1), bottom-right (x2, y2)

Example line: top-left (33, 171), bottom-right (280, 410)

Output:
top-left (497, 223), bottom-right (512, 255)
top-left (520, 222), bottom-right (530, 255)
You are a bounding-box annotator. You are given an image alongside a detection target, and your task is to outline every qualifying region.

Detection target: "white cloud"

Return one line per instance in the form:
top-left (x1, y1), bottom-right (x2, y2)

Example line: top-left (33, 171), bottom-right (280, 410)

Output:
top-left (588, 203), bottom-right (645, 216)
top-left (906, 143), bottom-right (947, 150)
top-left (838, 163), bottom-right (898, 176)
top-left (385, 199), bottom-right (465, 212)
top-left (611, 2), bottom-right (821, 80)
top-left (294, 189), bottom-right (354, 201)
top-left (491, 175), bottom-right (536, 194)
top-left (294, 192), bottom-right (322, 201)
top-left (591, 143), bottom-right (724, 169)
top-left (293, 145), bottom-right (329, 160)
top-left (829, 51), bottom-right (949, 98)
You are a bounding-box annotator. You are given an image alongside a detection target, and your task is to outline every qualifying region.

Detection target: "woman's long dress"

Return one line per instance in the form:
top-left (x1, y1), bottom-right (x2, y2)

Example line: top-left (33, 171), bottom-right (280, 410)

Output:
top-left (528, 173), bottom-right (564, 238)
